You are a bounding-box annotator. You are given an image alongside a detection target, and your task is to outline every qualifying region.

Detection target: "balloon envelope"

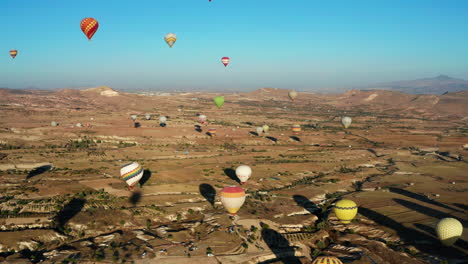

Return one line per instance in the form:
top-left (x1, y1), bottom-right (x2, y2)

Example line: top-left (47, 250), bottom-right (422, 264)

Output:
top-left (120, 162), bottom-right (144, 187)
top-left (333, 199), bottom-right (358, 224)
top-left (256, 127), bottom-right (263, 135)
top-left (220, 185), bottom-right (246, 215)
top-left (199, 115), bottom-right (207, 123)
top-left (159, 116), bottom-right (167, 123)
top-left (221, 57), bottom-right (230, 67)
top-left (236, 165), bottom-right (252, 184)
top-left (341, 116), bottom-right (352, 129)
top-left (262, 125), bottom-right (269, 133)
top-left (130, 115), bottom-right (137, 121)
top-left (80, 18), bottom-right (99, 40)
top-left (213, 96), bottom-right (225, 108)
top-left (291, 124), bottom-right (301, 134)
top-left (436, 218), bottom-right (463, 246)
top-left (145, 114), bottom-right (151, 120)
top-left (10, 49), bottom-right (18, 59)
top-left (288, 90), bottom-right (297, 101)
top-left (164, 33), bottom-right (177, 48)
top-left (312, 256), bottom-right (343, 264)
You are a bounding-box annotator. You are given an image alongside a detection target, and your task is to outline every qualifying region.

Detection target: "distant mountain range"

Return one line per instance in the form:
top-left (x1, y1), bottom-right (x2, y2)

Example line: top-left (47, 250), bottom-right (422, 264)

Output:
top-left (358, 75), bottom-right (468, 95)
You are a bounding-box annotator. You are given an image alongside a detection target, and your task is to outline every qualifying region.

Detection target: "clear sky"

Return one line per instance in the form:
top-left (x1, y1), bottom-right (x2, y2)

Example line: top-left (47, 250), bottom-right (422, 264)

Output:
top-left (2, 0), bottom-right (468, 92)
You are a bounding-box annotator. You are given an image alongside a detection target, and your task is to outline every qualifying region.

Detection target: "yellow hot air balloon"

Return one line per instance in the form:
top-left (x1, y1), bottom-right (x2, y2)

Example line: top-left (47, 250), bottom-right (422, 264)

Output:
top-left (164, 33), bottom-right (177, 48)
top-left (262, 125), bottom-right (269, 133)
top-left (288, 90), bottom-right (297, 101)
top-left (312, 256), bottom-right (343, 264)
top-left (436, 218), bottom-right (463, 246)
top-left (333, 199), bottom-right (358, 224)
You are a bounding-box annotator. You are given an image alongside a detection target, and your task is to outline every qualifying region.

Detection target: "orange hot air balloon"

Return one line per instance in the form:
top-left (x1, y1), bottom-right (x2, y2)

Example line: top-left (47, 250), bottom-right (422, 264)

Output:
top-left (10, 50), bottom-right (18, 59)
top-left (208, 128), bottom-right (217, 136)
top-left (291, 124), bottom-right (301, 135)
top-left (80, 18), bottom-right (99, 40)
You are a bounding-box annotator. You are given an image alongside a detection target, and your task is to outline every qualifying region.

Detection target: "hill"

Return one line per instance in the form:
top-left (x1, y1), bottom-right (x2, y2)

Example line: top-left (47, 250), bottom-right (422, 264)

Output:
top-left (360, 75), bottom-right (468, 94)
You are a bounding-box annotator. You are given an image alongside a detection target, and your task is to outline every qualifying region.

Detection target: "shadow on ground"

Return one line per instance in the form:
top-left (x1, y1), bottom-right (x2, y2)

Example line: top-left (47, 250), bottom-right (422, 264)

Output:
top-left (199, 183), bottom-right (216, 207)
top-left (54, 198), bottom-right (86, 233)
top-left (224, 168), bottom-right (240, 184)
top-left (27, 164), bottom-right (53, 179)
top-left (260, 227), bottom-right (302, 264)
top-left (129, 191), bottom-right (142, 207)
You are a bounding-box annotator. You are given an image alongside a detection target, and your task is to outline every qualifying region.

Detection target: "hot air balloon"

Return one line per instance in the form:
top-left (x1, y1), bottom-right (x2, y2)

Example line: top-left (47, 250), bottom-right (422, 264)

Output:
top-left (213, 96), bottom-right (225, 108)
top-left (51, 121), bottom-right (58, 127)
top-left (262, 125), bottom-right (269, 133)
top-left (130, 115), bottom-right (137, 121)
top-left (256, 127), bottom-right (263, 135)
top-left (208, 128), bottom-right (217, 136)
top-left (120, 162), bottom-right (144, 191)
top-left (333, 199), bottom-right (358, 224)
top-left (80, 18), bottom-right (99, 40)
top-left (221, 57), bottom-right (230, 67)
top-left (159, 116), bottom-right (167, 127)
top-left (341, 116), bottom-right (352, 129)
top-left (235, 165), bottom-right (252, 184)
top-left (436, 218), bottom-right (463, 246)
top-left (199, 114), bottom-right (207, 124)
top-left (220, 185), bottom-right (246, 216)
top-left (10, 50), bottom-right (18, 59)
top-left (291, 124), bottom-right (301, 135)
top-left (312, 256), bottom-right (343, 264)
top-left (288, 90), bottom-right (297, 101)
top-left (145, 114), bottom-right (151, 120)
top-left (164, 33), bottom-right (177, 48)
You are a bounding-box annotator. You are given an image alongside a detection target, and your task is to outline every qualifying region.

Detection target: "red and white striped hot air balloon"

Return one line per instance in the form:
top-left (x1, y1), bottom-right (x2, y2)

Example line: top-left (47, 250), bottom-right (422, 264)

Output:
top-left (120, 162), bottom-right (144, 191)
top-left (221, 57), bottom-right (230, 67)
top-left (220, 185), bottom-right (246, 216)
top-left (80, 18), bottom-right (99, 41)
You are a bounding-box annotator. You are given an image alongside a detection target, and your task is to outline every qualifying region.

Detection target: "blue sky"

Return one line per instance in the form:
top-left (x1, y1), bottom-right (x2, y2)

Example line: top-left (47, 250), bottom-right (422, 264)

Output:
top-left (2, 0), bottom-right (468, 92)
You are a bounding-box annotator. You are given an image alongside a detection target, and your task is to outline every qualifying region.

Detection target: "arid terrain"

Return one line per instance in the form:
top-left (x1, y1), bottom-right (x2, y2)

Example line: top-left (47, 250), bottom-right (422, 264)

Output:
top-left (0, 86), bottom-right (467, 264)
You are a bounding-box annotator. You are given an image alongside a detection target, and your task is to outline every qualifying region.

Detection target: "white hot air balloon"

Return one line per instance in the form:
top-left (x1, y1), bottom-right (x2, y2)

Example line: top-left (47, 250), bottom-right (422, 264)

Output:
top-left (145, 114), bottom-right (151, 120)
top-left (288, 90), bottom-right (298, 101)
top-left (199, 114), bottom-right (207, 124)
top-left (341, 116), bottom-right (352, 129)
top-left (130, 114), bottom-right (137, 121)
top-left (51, 121), bottom-right (58, 127)
top-left (159, 116), bottom-right (167, 123)
top-left (120, 162), bottom-right (144, 191)
top-left (235, 165), bottom-right (252, 184)
top-left (256, 127), bottom-right (263, 135)
top-left (436, 218), bottom-right (463, 246)
top-left (164, 33), bottom-right (177, 48)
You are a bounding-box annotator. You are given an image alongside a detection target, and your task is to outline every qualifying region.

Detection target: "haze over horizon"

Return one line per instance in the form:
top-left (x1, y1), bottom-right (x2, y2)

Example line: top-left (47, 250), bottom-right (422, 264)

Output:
top-left (2, 0), bottom-right (468, 91)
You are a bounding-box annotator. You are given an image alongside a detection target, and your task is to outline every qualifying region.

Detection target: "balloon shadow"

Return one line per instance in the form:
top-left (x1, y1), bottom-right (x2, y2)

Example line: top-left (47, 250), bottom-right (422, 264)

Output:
top-left (293, 195), bottom-right (319, 215)
top-left (54, 198), bottom-right (86, 233)
top-left (134, 122), bottom-right (141, 128)
top-left (266, 136), bottom-right (278, 143)
top-left (393, 198), bottom-right (467, 226)
top-left (160, 123), bottom-right (166, 127)
top-left (290, 136), bottom-right (301, 142)
top-left (194, 125), bottom-right (202, 133)
top-left (250, 131), bottom-right (259, 136)
top-left (129, 191), bottom-right (142, 207)
top-left (359, 207), bottom-right (466, 258)
top-left (224, 168), bottom-right (240, 184)
top-left (367, 148), bottom-right (384, 158)
top-left (206, 132), bottom-right (215, 137)
top-left (245, 122), bottom-right (254, 126)
top-left (27, 164), bottom-right (52, 179)
top-left (199, 183), bottom-right (216, 207)
top-left (139, 169), bottom-right (152, 187)
top-left (260, 227), bottom-right (302, 264)
top-left (388, 188), bottom-right (462, 213)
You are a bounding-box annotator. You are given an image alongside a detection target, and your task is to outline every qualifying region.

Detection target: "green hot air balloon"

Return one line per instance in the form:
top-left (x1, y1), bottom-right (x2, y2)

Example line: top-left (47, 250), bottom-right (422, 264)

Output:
top-left (214, 96), bottom-right (225, 108)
